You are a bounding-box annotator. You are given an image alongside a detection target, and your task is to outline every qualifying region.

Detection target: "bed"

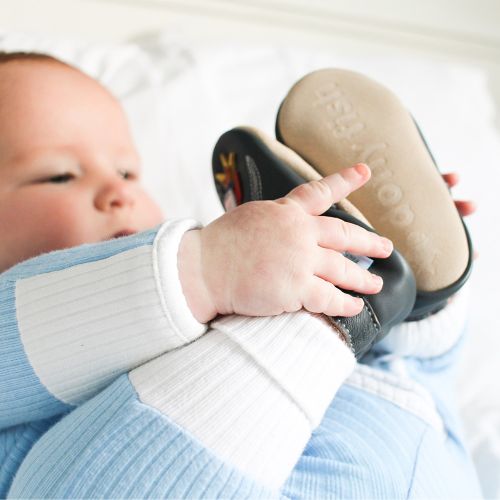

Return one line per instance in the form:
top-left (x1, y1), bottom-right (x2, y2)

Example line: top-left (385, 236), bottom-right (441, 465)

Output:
top-left (1, 0), bottom-right (499, 496)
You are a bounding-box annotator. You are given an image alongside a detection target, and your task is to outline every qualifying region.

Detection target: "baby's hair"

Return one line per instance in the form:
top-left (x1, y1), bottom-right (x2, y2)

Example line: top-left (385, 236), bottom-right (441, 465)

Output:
top-left (0, 51), bottom-right (74, 69)
top-left (0, 50), bottom-right (122, 110)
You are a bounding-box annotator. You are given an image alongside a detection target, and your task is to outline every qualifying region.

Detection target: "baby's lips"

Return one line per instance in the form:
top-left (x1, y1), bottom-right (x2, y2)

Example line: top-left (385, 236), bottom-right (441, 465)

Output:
top-left (111, 229), bottom-right (138, 239)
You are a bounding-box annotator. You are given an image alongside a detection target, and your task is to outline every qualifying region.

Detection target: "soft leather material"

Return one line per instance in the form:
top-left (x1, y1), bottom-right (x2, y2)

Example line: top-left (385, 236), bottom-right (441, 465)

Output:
top-left (212, 127), bottom-right (417, 358)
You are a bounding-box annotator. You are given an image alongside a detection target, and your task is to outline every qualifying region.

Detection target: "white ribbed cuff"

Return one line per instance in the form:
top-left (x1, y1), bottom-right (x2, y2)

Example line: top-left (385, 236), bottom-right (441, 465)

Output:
top-left (152, 218), bottom-right (207, 343)
top-left (129, 310), bottom-right (355, 489)
top-left (376, 283), bottom-right (470, 357)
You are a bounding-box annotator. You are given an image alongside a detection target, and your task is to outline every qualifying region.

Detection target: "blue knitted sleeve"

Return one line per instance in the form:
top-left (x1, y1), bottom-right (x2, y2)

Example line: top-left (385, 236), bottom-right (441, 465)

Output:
top-left (6, 374), bottom-right (274, 499)
top-left (0, 417), bottom-right (63, 498)
top-left (0, 219), bottom-right (206, 431)
top-left (0, 227), bottom-right (158, 430)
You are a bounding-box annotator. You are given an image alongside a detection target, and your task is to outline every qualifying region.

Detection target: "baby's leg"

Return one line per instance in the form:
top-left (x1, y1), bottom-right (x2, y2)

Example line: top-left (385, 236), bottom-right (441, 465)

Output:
top-left (285, 175), bottom-right (478, 497)
top-left (365, 170), bottom-right (477, 414)
top-left (282, 287), bottom-right (483, 499)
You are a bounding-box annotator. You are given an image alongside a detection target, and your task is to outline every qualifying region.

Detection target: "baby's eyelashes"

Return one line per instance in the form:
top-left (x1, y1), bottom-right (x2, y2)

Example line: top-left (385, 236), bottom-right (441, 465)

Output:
top-left (35, 172), bottom-right (76, 184)
top-left (36, 168), bottom-right (138, 184)
top-left (117, 168), bottom-right (137, 181)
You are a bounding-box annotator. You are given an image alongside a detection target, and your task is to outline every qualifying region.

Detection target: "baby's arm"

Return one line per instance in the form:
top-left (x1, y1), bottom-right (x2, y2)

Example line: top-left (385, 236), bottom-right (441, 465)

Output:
top-left (0, 219), bottom-right (208, 430)
top-left (0, 164), bottom-right (388, 430)
top-left (7, 309), bottom-right (355, 498)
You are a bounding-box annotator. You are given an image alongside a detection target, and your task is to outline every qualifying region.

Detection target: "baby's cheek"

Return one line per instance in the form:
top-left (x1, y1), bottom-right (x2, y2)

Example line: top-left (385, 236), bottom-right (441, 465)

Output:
top-left (1, 192), bottom-right (101, 268)
top-left (33, 200), bottom-right (91, 250)
top-left (140, 193), bottom-right (165, 228)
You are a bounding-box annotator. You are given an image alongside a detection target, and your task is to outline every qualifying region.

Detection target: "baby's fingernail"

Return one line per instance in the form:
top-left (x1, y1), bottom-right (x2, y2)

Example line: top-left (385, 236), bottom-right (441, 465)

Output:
top-left (372, 274), bottom-right (383, 288)
top-left (354, 163), bottom-right (369, 176)
top-left (381, 237), bottom-right (393, 254)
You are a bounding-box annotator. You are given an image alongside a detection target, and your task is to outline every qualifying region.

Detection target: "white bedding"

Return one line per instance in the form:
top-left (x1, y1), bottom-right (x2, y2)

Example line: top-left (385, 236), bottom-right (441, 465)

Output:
top-left (1, 30), bottom-right (499, 497)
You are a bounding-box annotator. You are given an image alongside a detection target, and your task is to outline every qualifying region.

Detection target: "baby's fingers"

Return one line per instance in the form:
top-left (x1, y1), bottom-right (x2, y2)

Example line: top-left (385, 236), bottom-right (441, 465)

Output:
top-left (442, 172), bottom-right (477, 217)
top-left (455, 200), bottom-right (477, 217)
top-left (443, 172), bottom-right (459, 188)
top-left (283, 163), bottom-right (371, 216)
top-left (315, 247), bottom-right (383, 295)
top-left (316, 216), bottom-right (393, 258)
top-left (303, 277), bottom-right (364, 317)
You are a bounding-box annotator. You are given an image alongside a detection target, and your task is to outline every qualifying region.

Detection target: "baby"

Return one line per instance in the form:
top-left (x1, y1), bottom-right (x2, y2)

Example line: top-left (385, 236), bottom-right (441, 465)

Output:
top-left (0, 52), bottom-right (482, 499)
top-left (0, 52), bottom-right (390, 316)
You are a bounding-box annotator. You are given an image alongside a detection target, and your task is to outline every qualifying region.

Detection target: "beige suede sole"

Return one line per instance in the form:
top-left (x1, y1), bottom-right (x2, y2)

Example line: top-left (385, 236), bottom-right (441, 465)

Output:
top-left (276, 68), bottom-right (469, 293)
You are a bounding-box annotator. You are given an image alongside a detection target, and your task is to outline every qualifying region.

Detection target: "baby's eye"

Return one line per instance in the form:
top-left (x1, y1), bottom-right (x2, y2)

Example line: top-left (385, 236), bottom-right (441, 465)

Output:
top-left (42, 173), bottom-right (75, 184)
top-left (118, 168), bottom-right (136, 181)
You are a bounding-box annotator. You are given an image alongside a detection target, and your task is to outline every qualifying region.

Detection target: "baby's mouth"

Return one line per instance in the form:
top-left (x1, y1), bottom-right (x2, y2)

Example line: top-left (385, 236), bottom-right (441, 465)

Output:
top-left (112, 229), bottom-right (137, 239)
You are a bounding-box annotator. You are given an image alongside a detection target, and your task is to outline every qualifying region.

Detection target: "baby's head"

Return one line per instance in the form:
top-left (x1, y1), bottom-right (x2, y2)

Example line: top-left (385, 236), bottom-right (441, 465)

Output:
top-left (0, 52), bottom-right (164, 273)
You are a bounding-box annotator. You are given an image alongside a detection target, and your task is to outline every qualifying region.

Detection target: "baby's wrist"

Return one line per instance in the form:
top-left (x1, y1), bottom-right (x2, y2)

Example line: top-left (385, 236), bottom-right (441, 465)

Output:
top-left (178, 229), bottom-right (218, 324)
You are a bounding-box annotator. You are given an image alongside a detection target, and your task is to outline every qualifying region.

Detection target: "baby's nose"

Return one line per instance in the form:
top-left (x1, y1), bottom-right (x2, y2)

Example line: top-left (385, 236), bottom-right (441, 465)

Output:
top-left (94, 180), bottom-right (135, 212)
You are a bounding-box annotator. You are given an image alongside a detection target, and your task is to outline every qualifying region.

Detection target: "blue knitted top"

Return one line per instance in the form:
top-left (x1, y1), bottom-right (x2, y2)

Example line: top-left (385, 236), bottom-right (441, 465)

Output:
top-left (0, 220), bottom-right (482, 498)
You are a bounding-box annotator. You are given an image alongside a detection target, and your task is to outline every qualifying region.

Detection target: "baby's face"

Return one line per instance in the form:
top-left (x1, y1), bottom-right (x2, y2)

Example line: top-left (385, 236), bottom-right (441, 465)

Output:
top-left (0, 60), bottom-right (164, 273)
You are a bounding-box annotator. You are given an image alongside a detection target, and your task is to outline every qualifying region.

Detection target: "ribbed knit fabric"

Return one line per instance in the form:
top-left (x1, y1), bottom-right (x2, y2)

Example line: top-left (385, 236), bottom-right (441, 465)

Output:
top-left (375, 283), bottom-right (470, 357)
top-left (0, 215), bottom-right (483, 499)
top-left (6, 342), bottom-right (482, 499)
top-left (0, 417), bottom-right (60, 497)
top-left (129, 311), bottom-right (355, 489)
top-left (7, 375), bottom-right (276, 499)
top-left (282, 381), bottom-right (481, 499)
top-left (0, 218), bottom-right (205, 426)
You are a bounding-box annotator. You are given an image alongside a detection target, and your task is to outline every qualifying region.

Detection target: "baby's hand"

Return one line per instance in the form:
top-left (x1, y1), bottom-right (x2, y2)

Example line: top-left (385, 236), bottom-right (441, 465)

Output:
top-left (179, 164), bottom-right (393, 323)
top-left (442, 172), bottom-right (477, 218)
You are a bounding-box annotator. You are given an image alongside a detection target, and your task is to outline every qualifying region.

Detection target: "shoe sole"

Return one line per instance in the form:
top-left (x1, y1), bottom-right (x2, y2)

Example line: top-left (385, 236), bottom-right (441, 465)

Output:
top-left (276, 68), bottom-right (473, 319)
